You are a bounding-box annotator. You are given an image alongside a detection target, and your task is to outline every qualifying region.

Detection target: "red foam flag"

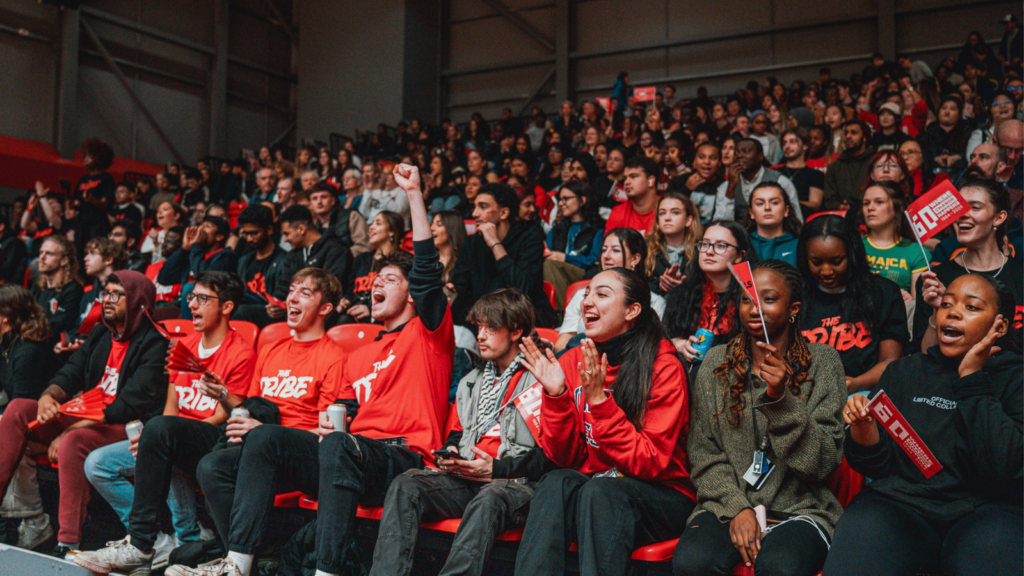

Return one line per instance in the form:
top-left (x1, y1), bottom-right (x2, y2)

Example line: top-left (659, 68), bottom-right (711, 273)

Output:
top-left (867, 391), bottom-right (943, 479)
top-left (595, 97), bottom-right (614, 112)
top-left (513, 382), bottom-right (544, 444)
top-left (905, 180), bottom-right (970, 243)
top-left (260, 291), bottom-right (286, 308)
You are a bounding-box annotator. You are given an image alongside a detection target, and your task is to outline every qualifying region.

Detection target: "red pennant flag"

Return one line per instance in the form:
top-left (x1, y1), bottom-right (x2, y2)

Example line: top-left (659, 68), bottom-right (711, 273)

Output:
top-left (727, 261), bottom-right (760, 307)
top-left (905, 181), bottom-right (970, 243)
top-left (77, 299), bottom-right (103, 335)
top-left (595, 97), bottom-right (614, 112)
top-left (634, 86), bottom-right (656, 102)
top-left (513, 382), bottom-right (544, 444)
top-left (867, 391), bottom-right (943, 479)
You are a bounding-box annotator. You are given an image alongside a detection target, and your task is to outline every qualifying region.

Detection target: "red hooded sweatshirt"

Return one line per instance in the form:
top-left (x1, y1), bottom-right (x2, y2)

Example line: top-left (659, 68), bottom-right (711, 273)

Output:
top-left (541, 339), bottom-right (695, 499)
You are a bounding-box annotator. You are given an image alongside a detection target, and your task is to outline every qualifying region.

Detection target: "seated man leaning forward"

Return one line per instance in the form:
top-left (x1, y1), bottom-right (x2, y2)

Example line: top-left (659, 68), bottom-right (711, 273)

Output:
top-left (369, 287), bottom-right (551, 576)
top-left (72, 267), bottom-right (347, 576)
top-left (79, 271), bottom-right (256, 570)
top-left (162, 163), bottom-right (454, 576)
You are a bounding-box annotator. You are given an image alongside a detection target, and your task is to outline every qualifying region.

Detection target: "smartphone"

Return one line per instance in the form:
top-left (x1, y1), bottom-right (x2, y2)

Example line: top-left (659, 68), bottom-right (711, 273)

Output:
top-left (433, 449), bottom-right (466, 461)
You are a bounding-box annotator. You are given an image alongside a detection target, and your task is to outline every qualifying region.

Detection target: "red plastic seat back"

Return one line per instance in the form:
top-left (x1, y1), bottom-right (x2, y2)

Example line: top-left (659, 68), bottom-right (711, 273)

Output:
top-left (257, 322), bottom-right (293, 354)
top-left (542, 281), bottom-right (557, 310)
top-left (326, 324), bottom-right (385, 354)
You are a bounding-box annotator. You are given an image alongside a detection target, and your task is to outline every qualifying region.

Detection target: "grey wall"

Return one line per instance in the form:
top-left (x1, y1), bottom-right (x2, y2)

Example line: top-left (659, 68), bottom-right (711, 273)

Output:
top-left (295, 0), bottom-right (439, 143)
top-left (0, 0), bottom-right (294, 165)
top-left (442, 0), bottom-right (1020, 122)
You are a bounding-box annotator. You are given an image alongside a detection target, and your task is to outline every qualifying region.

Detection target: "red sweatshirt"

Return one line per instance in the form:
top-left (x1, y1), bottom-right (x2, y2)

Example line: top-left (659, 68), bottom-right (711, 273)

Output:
top-left (541, 339), bottom-right (695, 498)
top-left (248, 335), bottom-right (347, 430)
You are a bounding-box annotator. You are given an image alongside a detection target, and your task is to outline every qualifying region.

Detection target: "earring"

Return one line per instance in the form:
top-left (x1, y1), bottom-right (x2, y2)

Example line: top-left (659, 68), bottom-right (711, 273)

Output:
top-left (789, 316), bottom-right (796, 323)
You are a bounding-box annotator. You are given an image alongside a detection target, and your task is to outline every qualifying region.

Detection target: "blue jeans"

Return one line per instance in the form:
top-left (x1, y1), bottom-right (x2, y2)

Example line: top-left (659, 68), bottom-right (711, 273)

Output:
top-left (84, 440), bottom-right (202, 543)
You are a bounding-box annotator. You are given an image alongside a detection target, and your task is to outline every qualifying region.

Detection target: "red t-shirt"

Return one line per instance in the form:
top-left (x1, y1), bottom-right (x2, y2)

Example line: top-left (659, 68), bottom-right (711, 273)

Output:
top-left (174, 330), bottom-right (257, 421)
top-left (452, 370), bottom-right (523, 458)
top-left (248, 335), bottom-right (347, 430)
top-left (98, 341), bottom-right (130, 406)
top-left (605, 200), bottom-right (656, 236)
top-left (146, 261), bottom-right (182, 303)
top-left (341, 306), bottom-right (455, 460)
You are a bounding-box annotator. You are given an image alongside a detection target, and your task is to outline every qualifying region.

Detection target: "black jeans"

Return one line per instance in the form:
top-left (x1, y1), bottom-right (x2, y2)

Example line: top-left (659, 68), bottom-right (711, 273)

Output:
top-left (513, 469), bottom-right (694, 576)
top-left (127, 416), bottom-right (223, 551)
top-left (369, 469), bottom-right (533, 576)
top-left (315, 432), bottom-right (424, 574)
top-left (672, 510), bottom-right (830, 576)
top-left (195, 425), bottom-right (321, 554)
top-left (822, 491), bottom-right (1024, 576)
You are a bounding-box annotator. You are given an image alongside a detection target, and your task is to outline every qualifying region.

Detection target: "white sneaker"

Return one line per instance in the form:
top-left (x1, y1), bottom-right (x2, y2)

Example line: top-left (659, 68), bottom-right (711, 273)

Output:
top-left (16, 514), bottom-right (53, 550)
top-left (165, 557), bottom-right (243, 576)
top-left (152, 532), bottom-right (177, 570)
top-left (72, 536), bottom-right (153, 576)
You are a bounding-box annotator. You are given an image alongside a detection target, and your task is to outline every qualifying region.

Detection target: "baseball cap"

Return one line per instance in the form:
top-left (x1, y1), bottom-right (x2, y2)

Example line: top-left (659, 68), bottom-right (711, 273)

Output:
top-left (878, 102), bottom-right (902, 117)
top-left (999, 14), bottom-right (1017, 23)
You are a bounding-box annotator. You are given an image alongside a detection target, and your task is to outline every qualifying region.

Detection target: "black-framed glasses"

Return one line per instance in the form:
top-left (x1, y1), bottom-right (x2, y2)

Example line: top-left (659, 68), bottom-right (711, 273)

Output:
top-left (99, 290), bottom-right (126, 303)
top-left (185, 292), bottom-right (223, 305)
top-left (696, 240), bottom-right (738, 255)
top-left (557, 194), bottom-right (578, 204)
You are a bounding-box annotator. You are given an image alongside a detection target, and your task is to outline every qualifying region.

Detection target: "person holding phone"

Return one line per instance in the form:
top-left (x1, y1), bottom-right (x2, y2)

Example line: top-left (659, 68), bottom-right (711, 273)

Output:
top-left (672, 260), bottom-right (846, 576)
top-left (368, 288), bottom-right (549, 576)
top-left (825, 273), bottom-right (1022, 576)
top-left (645, 191), bottom-right (703, 296)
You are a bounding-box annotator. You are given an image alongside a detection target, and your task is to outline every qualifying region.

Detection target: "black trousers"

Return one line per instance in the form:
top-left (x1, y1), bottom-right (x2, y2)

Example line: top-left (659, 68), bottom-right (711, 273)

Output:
top-left (513, 468), bottom-right (694, 576)
top-left (822, 491), bottom-right (1024, 576)
top-left (127, 416), bottom-right (222, 551)
top-left (672, 510), bottom-right (829, 576)
top-left (369, 469), bottom-right (534, 576)
top-left (315, 432), bottom-right (424, 574)
top-left (195, 425), bottom-right (321, 555)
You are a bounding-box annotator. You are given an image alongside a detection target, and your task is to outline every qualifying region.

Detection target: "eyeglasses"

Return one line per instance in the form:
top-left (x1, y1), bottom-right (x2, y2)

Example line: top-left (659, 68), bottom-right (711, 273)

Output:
top-left (99, 290), bottom-right (126, 303)
top-left (696, 240), bottom-right (738, 255)
top-left (874, 163), bottom-right (901, 171)
top-left (992, 99), bottom-right (1013, 107)
top-left (1007, 85), bottom-right (1022, 92)
top-left (186, 292), bottom-right (222, 306)
top-left (1004, 146), bottom-right (1024, 156)
top-left (557, 195), bottom-right (578, 204)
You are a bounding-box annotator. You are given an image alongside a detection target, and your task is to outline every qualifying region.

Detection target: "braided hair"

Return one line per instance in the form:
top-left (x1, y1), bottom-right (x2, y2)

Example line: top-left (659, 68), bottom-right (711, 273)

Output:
top-left (713, 259), bottom-right (815, 426)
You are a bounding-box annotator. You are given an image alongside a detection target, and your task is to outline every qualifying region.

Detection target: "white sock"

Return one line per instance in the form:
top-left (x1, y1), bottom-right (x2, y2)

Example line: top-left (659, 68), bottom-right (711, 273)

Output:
top-left (227, 551), bottom-right (254, 576)
top-left (315, 571), bottom-right (339, 576)
top-left (59, 541), bottom-right (79, 549)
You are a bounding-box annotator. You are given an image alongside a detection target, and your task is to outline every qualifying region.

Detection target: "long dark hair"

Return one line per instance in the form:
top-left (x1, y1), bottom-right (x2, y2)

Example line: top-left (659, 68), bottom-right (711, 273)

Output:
top-left (664, 220), bottom-right (751, 339)
top-left (603, 227), bottom-right (648, 276)
top-left (797, 215), bottom-right (876, 327)
top-left (604, 267), bottom-right (666, 429)
top-left (0, 285), bottom-right (52, 342)
top-left (714, 260), bottom-right (814, 426)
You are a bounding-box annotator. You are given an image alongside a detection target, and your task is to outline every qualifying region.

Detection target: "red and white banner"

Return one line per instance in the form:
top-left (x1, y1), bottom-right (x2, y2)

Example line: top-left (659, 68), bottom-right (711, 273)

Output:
top-left (513, 382), bottom-right (543, 442)
top-left (633, 86), bottom-right (656, 102)
top-left (595, 97), bottom-right (614, 112)
top-left (905, 181), bottom-right (970, 243)
top-left (727, 261), bottom-right (760, 307)
top-left (867, 391), bottom-right (943, 479)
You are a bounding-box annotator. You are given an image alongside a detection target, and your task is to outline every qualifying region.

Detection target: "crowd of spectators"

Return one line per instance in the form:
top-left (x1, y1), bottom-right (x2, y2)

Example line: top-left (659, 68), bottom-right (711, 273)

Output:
top-left (0, 17), bottom-right (1022, 576)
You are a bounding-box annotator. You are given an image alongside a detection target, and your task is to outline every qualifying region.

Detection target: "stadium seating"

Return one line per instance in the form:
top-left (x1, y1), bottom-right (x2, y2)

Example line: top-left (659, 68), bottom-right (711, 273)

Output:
top-left (326, 324), bottom-right (386, 354)
top-left (564, 280), bottom-right (590, 308)
top-left (256, 322), bottom-right (294, 353)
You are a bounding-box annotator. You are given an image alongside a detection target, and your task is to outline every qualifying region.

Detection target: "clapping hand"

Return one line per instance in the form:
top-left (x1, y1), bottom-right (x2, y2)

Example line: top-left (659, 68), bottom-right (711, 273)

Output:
top-left (519, 337), bottom-right (567, 396)
top-left (577, 339), bottom-right (609, 406)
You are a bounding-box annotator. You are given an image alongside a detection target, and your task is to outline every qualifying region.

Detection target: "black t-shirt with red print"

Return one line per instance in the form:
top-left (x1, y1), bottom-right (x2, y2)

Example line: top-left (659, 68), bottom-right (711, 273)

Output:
top-left (801, 276), bottom-right (909, 379)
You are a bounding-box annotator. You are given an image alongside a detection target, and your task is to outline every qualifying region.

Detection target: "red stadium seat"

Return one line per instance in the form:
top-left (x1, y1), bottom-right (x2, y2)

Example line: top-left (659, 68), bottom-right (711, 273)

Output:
top-left (564, 280), bottom-right (590, 309)
top-left (161, 319), bottom-right (195, 337)
top-left (257, 322), bottom-right (293, 353)
top-left (542, 281), bottom-right (557, 310)
top-left (535, 327), bottom-right (559, 343)
top-left (326, 324), bottom-right (385, 354)
top-left (230, 320), bottom-right (258, 347)
top-left (631, 538), bottom-right (677, 561)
